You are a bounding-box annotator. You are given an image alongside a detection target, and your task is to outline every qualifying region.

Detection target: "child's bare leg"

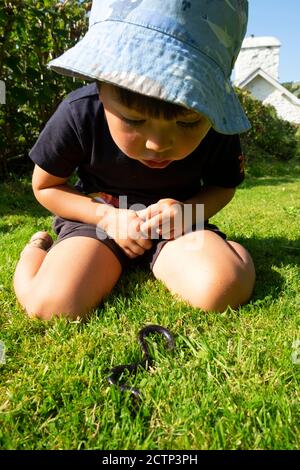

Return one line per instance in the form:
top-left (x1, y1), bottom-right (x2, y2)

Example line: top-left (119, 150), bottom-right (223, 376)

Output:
top-left (14, 234), bottom-right (122, 320)
top-left (14, 232), bottom-right (54, 292)
top-left (152, 230), bottom-right (255, 312)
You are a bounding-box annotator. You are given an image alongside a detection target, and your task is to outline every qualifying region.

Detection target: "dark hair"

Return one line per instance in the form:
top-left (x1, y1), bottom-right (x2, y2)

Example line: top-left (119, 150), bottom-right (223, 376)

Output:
top-left (97, 81), bottom-right (193, 120)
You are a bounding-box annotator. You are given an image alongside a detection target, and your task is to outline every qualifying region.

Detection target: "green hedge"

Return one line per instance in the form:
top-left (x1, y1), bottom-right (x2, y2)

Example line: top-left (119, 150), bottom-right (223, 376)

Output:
top-left (236, 87), bottom-right (299, 161)
top-left (0, 0), bottom-right (91, 176)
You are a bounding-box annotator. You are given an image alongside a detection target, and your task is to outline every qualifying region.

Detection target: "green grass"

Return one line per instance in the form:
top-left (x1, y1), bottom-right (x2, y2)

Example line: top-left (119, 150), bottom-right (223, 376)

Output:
top-left (0, 160), bottom-right (300, 450)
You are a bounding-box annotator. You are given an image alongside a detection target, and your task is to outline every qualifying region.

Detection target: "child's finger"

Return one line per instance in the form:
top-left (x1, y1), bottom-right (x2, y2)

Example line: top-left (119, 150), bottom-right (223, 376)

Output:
top-left (156, 214), bottom-right (184, 239)
top-left (136, 208), bottom-right (148, 221)
top-left (140, 213), bottom-right (163, 235)
top-left (136, 203), bottom-right (161, 221)
top-left (122, 246), bottom-right (140, 259)
top-left (135, 236), bottom-right (153, 250)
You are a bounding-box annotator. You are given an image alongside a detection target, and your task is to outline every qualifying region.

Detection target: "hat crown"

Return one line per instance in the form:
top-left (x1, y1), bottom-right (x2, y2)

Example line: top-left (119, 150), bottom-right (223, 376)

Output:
top-left (48, 0), bottom-right (251, 134)
top-left (89, 0), bottom-right (248, 78)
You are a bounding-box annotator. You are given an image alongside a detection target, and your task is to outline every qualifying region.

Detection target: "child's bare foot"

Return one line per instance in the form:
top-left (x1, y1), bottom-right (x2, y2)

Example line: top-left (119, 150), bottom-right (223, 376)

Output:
top-left (27, 231), bottom-right (54, 251)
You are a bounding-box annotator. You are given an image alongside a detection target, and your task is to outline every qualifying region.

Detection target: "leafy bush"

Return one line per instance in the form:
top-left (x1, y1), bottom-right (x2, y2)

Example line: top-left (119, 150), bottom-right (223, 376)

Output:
top-left (0, 0), bottom-right (91, 177)
top-left (282, 81), bottom-right (300, 99)
top-left (236, 88), bottom-right (299, 162)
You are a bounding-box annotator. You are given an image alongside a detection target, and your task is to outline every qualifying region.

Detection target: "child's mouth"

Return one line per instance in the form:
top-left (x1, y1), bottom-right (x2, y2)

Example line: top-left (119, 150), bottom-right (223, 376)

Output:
top-left (141, 159), bottom-right (172, 169)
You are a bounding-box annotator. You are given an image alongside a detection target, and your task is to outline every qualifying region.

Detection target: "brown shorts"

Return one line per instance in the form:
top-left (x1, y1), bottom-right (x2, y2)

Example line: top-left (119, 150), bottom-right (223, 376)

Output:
top-left (52, 216), bottom-right (227, 271)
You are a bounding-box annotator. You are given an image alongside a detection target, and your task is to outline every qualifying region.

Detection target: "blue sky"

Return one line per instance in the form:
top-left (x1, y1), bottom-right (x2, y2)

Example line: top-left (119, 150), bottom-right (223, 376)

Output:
top-left (245, 0), bottom-right (300, 83)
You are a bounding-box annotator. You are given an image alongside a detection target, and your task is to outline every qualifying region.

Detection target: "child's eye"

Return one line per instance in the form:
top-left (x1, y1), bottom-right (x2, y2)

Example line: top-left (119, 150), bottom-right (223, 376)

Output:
top-left (122, 117), bottom-right (146, 126)
top-left (177, 119), bottom-right (202, 128)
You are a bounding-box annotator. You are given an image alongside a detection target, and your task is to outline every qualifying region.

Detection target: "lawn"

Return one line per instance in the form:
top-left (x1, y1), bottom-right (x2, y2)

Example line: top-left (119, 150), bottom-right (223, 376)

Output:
top-left (0, 159), bottom-right (299, 450)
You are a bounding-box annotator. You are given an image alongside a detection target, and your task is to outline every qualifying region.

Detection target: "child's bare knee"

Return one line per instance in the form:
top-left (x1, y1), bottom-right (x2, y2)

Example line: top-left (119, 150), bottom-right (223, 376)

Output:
top-left (190, 260), bottom-right (255, 312)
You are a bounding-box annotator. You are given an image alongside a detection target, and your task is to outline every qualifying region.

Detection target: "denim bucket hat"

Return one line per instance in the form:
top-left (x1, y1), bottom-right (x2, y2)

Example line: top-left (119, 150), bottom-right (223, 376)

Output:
top-left (48, 0), bottom-right (250, 134)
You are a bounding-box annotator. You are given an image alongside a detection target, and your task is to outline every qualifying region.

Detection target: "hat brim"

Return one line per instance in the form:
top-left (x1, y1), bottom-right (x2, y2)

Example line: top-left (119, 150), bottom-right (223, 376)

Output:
top-left (48, 21), bottom-right (250, 135)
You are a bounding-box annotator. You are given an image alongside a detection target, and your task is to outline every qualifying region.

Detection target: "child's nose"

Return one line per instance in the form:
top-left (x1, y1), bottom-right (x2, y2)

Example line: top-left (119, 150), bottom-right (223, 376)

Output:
top-left (145, 134), bottom-right (173, 153)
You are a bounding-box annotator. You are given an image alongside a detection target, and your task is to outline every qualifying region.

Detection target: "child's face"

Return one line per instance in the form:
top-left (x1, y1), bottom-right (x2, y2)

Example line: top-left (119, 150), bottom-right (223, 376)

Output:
top-left (100, 84), bottom-right (211, 169)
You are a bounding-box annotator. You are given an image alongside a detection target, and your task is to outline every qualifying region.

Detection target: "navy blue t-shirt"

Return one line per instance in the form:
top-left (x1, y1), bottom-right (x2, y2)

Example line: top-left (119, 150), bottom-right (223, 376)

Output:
top-left (29, 83), bottom-right (245, 207)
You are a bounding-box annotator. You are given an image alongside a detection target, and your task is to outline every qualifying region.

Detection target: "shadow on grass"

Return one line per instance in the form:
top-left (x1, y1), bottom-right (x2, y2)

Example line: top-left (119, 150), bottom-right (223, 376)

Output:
top-left (236, 235), bottom-right (300, 302)
top-left (241, 158), bottom-right (300, 189)
top-left (0, 178), bottom-right (48, 218)
top-left (241, 175), bottom-right (300, 189)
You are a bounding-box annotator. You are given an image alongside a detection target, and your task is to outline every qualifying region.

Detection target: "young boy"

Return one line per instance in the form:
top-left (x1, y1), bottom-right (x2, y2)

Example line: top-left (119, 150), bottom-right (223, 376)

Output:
top-left (14, 0), bottom-right (255, 320)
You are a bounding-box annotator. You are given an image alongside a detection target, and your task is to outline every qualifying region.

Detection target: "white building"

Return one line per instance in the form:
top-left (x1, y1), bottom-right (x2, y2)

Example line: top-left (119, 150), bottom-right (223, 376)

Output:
top-left (234, 36), bottom-right (300, 125)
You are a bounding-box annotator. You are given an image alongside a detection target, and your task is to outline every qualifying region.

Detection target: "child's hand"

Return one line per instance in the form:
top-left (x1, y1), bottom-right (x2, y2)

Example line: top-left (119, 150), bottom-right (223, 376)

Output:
top-left (138, 198), bottom-right (184, 240)
top-left (98, 206), bottom-right (152, 259)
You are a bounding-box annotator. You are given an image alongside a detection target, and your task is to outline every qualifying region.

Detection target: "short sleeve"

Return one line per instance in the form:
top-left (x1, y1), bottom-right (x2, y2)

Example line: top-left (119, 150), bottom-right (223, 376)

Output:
top-left (201, 132), bottom-right (245, 188)
top-left (29, 99), bottom-right (85, 178)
